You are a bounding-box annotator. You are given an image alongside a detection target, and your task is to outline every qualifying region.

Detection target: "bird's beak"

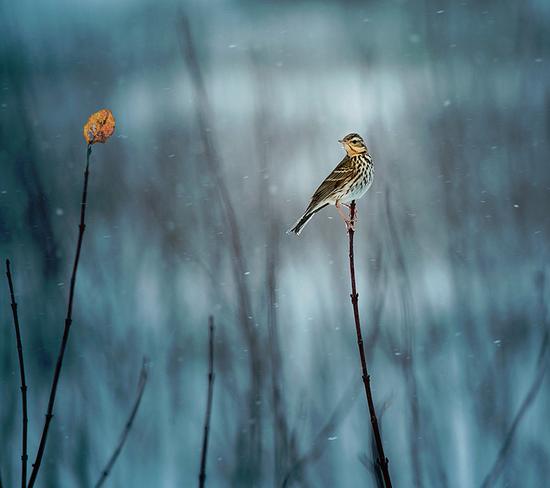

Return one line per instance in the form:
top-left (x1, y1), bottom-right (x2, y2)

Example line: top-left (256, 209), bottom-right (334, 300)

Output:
top-left (338, 139), bottom-right (344, 144)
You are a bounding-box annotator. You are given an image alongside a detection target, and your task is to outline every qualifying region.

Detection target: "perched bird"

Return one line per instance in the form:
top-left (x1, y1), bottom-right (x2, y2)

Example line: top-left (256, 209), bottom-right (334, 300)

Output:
top-left (288, 133), bottom-right (374, 235)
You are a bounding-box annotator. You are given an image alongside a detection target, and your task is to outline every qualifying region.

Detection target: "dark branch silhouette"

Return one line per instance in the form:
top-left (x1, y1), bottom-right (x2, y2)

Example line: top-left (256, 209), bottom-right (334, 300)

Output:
top-left (480, 332), bottom-right (549, 488)
top-left (95, 358), bottom-right (149, 488)
top-left (347, 200), bottom-right (393, 488)
top-left (28, 144), bottom-right (93, 488)
top-left (199, 317), bottom-right (216, 488)
top-left (5, 259), bottom-right (28, 488)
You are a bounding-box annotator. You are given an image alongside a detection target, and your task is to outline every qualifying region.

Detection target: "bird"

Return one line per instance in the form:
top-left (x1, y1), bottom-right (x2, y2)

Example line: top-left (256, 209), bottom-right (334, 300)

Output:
top-left (288, 133), bottom-right (374, 235)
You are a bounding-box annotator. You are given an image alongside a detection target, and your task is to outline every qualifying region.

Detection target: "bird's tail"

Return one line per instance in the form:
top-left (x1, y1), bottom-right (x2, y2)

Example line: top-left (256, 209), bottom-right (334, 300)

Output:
top-left (287, 203), bottom-right (328, 236)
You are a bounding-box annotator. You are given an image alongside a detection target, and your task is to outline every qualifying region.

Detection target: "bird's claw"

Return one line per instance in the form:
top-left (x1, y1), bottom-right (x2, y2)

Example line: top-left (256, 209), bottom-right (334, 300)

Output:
top-left (345, 219), bottom-right (356, 232)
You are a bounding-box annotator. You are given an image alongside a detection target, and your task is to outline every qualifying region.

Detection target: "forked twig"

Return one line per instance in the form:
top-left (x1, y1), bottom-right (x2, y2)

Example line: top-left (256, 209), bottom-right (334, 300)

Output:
top-left (95, 358), bottom-right (149, 488)
top-left (5, 259), bottom-right (28, 488)
top-left (199, 316), bottom-right (215, 488)
top-left (347, 201), bottom-right (393, 488)
top-left (27, 144), bottom-right (93, 487)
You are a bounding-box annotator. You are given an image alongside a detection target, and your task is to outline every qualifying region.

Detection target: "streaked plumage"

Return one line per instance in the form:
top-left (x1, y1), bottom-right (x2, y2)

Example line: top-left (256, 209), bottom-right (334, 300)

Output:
top-left (288, 133), bottom-right (374, 235)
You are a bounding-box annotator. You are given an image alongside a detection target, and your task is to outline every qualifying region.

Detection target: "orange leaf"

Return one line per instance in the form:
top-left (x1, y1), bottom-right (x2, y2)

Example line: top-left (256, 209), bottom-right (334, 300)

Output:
top-left (83, 109), bottom-right (115, 144)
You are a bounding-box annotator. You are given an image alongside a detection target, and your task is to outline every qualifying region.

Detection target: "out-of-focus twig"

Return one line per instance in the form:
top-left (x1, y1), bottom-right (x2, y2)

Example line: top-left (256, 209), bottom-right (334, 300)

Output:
top-left (480, 332), bottom-right (549, 488)
top-left (347, 201), bottom-right (393, 488)
top-left (5, 259), bottom-right (28, 488)
top-left (282, 380), bottom-right (360, 487)
top-left (95, 358), bottom-right (149, 488)
top-left (266, 229), bottom-right (291, 486)
top-left (359, 394), bottom-right (393, 488)
top-left (27, 144), bottom-right (93, 488)
top-left (385, 188), bottom-right (423, 487)
top-left (178, 16), bottom-right (263, 480)
top-left (250, 49), bottom-right (291, 486)
top-left (199, 317), bottom-right (215, 488)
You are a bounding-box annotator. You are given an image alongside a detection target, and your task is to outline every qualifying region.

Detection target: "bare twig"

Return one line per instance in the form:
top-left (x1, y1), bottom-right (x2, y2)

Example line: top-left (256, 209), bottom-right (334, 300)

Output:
top-left (95, 358), bottom-right (149, 488)
top-left (480, 332), bottom-right (549, 488)
top-left (28, 144), bottom-right (93, 488)
top-left (347, 200), bottom-right (393, 488)
top-left (5, 259), bottom-right (28, 488)
top-left (199, 317), bottom-right (216, 488)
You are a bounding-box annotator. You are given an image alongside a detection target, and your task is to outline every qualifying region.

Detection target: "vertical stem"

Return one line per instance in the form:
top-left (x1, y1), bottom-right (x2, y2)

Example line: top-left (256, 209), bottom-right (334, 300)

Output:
top-left (347, 201), bottom-right (393, 488)
top-left (199, 316), bottom-right (215, 488)
top-left (5, 259), bottom-right (28, 488)
top-left (27, 144), bottom-right (92, 488)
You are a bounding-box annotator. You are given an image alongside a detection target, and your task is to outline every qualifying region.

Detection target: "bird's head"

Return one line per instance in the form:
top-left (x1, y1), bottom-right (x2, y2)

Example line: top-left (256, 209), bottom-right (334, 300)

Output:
top-left (339, 133), bottom-right (368, 156)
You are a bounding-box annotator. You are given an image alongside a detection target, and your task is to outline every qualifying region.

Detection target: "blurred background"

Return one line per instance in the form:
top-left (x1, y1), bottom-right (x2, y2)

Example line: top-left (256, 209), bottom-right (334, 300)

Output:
top-left (1, 0), bottom-right (549, 486)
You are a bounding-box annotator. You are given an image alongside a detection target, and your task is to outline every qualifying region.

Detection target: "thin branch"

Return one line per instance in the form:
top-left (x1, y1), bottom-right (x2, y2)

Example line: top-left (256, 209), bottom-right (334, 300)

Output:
top-left (480, 332), bottom-right (549, 488)
top-left (5, 259), bottom-right (28, 488)
top-left (94, 358), bottom-right (148, 488)
top-left (347, 200), bottom-right (393, 488)
top-left (27, 144), bottom-right (93, 488)
top-left (199, 317), bottom-right (215, 488)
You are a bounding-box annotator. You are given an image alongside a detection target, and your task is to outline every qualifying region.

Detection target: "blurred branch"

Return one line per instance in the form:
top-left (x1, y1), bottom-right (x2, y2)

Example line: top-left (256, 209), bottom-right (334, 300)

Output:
top-left (199, 317), bottom-right (215, 488)
top-left (5, 259), bottom-right (28, 488)
top-left (359, 395), bottom-right (393, 488)
top-left (177, 16), bottom-right (257, 347)
top-left (282, 380), bottom-right (360, 487)
top-left (249, 52), bottom-right (290, 485)
top-left (385, 189), bottom-right (423, 487)
top-left (365, 238), bottom-right (387, 358)
top-left (347, 201), bottom-right (393, 488)
top-left (480, 332), bottom-right (549, 488)
top-left (95, 358), bottom-right (149, 488)
top-left (4, 54), bottom-right (61, 277)
top-left (27, 144), bottom-right (93, 488)
top-left (178, 15), bottom-right (263, 480)
top-left (266, 226), bottom-right (292, 486)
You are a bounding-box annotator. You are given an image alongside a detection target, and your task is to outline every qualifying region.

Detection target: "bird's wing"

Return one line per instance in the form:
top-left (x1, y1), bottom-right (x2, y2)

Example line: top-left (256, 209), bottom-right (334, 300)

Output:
top-left (304, 156), bottom-right (353, 213)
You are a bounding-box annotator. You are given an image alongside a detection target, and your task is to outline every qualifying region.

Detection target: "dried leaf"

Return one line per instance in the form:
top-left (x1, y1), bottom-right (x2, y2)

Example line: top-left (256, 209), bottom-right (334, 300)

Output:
top-left (83, 109), bottom-right (115, 144)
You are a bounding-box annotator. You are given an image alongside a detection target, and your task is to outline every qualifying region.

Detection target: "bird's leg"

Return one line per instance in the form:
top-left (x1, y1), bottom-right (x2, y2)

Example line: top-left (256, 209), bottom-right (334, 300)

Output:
top-left (342, 203), bottom-right (359, 226)
top-left (341, 202), bottom-right (359, 230)
top-left (336, 201), bottom-right (355, 232)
